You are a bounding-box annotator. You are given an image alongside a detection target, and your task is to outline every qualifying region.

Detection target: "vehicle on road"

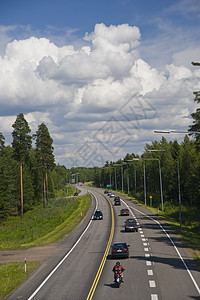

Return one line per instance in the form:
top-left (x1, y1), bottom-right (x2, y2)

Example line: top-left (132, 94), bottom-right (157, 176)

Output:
top-left (124, 218), bottom-right (138, 232)
top-left (120, 208), bottom-right (129, 216)
top-left (114, 196), bottom-right (120, 200)
top-left (110, 193), bottom-right (115, 198)
top-left (104, 190), bottom-right (109, 194)
top-left (111, 242), bottom-right (130, 258)
top-left (112, 262), bottom-right (125, 288)
top-left (114, 198), bottom-right (121, 205)
top-left (73, 192), bottom-right (78, 196)
top-left (93, 209), bottom-right (103, 220)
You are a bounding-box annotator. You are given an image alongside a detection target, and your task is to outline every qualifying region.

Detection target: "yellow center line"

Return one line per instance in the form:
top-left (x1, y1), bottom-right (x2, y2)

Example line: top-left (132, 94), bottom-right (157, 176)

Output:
top-left (86, 196), bottom-right (115, 300)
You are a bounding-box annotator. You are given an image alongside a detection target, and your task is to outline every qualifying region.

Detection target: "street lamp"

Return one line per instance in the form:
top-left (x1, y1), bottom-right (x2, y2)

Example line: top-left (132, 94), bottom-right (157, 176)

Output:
top-left (102, 167), bottom-right (112, 189)
top-left (109, 166), bottom-right (118, 190)
top-left (154, 130), bottom-right (200, 134)
top-left (130, 158), bottom-right (163, 211)
top-left (113, 163), bottom-right (126, 193)
top-left (148, 149), bottom-right (182, 229)
top-left (191, 61), bottom-right (200, 66)
top-left (131, 158), bottom-right (147, 205)
top-left (144, 156), bottom-right (164, 212)
top-left (126, 161), bottom-right (137, 200)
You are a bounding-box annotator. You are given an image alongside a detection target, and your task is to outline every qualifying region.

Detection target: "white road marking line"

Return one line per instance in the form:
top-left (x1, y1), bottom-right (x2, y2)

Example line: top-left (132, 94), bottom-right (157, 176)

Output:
top-left (151, 294), bottom-right (158, 300)
top-left (147, 270), bottom-right (154, 276)
top-left (141, 234), bottom-right (145, 237)
top-left (149, 280), bottom-right (156, 287)
top-left (142, 238), bottom-right (146, 241)
top-left (144, 248), bottom-right (149, 251)
top-left (143, 242), bottom-right (148, 246)
top-left (146, 261), bottom-right (152, 266)
top-left (145, 253), bottom-right (150, 257)
top-left (27, 191), bottom-right (98, 300)
top-left (121, 200), bottom-right (200, 296)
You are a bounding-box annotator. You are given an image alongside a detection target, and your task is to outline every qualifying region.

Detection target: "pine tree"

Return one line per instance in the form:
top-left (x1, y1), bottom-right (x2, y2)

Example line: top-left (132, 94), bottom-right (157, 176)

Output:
top-left (12, 113), bottom-right (32, 219)
top-left (189, 92), bottom-right (200, 149)
top-left (34, 123), bottom-right (55, 207)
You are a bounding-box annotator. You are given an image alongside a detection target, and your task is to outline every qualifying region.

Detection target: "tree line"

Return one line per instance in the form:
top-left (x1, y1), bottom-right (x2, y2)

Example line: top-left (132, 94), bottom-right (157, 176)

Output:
top-left (1, 92), bottom-right (199, 221)
top-left (92, 135), bottom-right (199, 209)
top-left (0, 113), bottom-right (66, 221)
top-left (93, 91), bottom-right (200, 210)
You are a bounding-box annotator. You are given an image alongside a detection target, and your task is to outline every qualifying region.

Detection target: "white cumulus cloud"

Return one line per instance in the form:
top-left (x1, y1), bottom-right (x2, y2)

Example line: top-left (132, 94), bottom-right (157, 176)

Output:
top-left (0, 23), bottom-right (199, 167)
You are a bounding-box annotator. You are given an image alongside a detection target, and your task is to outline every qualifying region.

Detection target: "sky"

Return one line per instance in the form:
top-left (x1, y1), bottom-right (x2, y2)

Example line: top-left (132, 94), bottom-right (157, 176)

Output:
top-left (0, 0), bottom-right (200, 168)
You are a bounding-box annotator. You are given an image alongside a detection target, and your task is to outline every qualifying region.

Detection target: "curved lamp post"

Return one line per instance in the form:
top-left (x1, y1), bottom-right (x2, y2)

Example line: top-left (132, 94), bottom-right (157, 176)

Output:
top-left (126, 161), bottom-right (137, 199)
top-left (148, 149), bottom-right (182, 229)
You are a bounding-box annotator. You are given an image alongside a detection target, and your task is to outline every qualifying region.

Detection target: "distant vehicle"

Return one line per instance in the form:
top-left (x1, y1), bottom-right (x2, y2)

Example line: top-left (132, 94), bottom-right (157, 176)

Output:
top-left (93, 209), bottom-right (103, 220)
top-left (110, 194), bottom-right (115, 198)
top-left (114, 196), bottom-right (120, 200)
top-left (107, 192), bottom-right (112, 196)
top-left (114, 198), bottom-right (121, 205)
top-left (74, 192), bottom-right (78, 196)
top-left (111, 242), bottom-right (130, 259)
top-left (124, 218), bottom-right (138, 232)
top-left (120, 208), bottom-right (129, 216)
top-left (104, 190), bottom-right (109, 194)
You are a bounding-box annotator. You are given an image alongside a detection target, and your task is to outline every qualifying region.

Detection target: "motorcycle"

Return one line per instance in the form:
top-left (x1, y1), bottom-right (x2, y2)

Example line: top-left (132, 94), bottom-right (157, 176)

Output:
top-left (114, 269), bottom-right (124, 288)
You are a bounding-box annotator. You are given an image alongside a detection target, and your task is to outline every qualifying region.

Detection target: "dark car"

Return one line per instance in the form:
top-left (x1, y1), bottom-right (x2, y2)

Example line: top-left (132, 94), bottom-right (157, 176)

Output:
top-left (114, 198), bottom-right (121, 205)
top-left (104, 190), bottom-right (109, 194)
top-left (124, 218), bottom-right (138, 232)
top-left (93, 209), bottom-right (103, 220)
top-left (74, 192), bottom-right (78, 196)
top-left (120, 208), bottom-right (129, 216)
top-left (114, 196), bottom-right (120, 200)
top-left (111, 242), bottom-right (130, 258)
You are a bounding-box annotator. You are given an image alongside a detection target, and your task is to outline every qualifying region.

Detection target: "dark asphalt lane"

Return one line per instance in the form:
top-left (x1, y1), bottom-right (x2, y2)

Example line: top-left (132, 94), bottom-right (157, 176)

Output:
top-left (7, 187), bottom-right (200, 300)
top-left (7, 189), bottom-right (112, 300)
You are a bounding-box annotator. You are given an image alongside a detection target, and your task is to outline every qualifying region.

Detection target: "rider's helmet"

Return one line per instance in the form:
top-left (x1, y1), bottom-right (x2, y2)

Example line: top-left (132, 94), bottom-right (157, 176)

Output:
top-left (116, 261), bottom-right (120, 266)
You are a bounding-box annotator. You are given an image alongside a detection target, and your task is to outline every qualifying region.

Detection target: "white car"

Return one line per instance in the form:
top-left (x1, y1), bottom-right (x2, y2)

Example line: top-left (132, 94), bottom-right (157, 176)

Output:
top-left (110, 194), bottom-right (115, 198)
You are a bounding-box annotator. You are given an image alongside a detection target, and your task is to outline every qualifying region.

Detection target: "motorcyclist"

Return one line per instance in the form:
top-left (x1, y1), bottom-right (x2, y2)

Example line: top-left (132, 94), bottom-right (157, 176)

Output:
top-left (112, 262), bottom-right (124, 282)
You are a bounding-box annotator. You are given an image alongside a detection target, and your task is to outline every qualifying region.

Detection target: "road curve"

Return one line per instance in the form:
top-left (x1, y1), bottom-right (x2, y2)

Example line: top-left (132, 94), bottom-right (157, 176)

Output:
top-left (7, 188), bottom-right (113, 300)
top-left (7, 187), bottom-right (200, 300)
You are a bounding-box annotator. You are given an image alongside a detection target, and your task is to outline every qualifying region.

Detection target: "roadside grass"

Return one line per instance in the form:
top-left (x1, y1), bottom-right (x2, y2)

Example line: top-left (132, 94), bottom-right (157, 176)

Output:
top-left (0, 261), bottom-right (40, 300)
top-left (0, 194), bottom-right (91, 249)
top-left (53, 186), bottom-right (79, 198)
top-left (108, 189), bottom-right (200, 269)
top-left (0, 193), bottom-right (92, 299)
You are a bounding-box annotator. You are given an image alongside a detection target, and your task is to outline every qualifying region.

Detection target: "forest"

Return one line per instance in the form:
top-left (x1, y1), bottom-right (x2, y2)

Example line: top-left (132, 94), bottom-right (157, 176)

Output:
top-left (0, 90), bottom-right (199, 223)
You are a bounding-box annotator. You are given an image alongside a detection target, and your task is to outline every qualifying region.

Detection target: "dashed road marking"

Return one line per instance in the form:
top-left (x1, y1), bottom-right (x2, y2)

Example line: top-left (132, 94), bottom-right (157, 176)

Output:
top-left (147, 270), bottom-right (154, 276)
top-left (151, 295), bottom-right (158, 300)
top-left (149, 280), bottom-right (156, 287)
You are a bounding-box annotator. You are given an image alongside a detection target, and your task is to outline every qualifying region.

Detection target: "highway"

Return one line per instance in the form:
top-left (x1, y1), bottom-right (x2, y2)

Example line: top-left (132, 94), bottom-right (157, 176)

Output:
top-left (7, 187), bottom-right (200, 300)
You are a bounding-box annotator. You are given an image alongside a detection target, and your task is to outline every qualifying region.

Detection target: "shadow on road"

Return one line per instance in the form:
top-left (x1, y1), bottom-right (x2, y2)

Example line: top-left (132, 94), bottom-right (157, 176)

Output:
top-left (104, 283), bottom-right (119, 289)
top-left (130, 254), bottom-right (200, 273)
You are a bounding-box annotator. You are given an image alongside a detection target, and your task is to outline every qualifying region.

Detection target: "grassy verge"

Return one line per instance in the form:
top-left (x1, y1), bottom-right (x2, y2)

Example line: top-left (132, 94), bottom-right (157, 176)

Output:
top-left (0, 262), bottom-right (40, 300)
top-left (0, 194), bottom-right (91, 249)
top-left (0, 193), bottom-right (92, 299)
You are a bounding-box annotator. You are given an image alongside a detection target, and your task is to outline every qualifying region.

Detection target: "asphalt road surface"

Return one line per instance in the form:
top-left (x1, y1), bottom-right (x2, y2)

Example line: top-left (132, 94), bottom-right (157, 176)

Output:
top-left (7, 187), bottom-right (200, 300)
